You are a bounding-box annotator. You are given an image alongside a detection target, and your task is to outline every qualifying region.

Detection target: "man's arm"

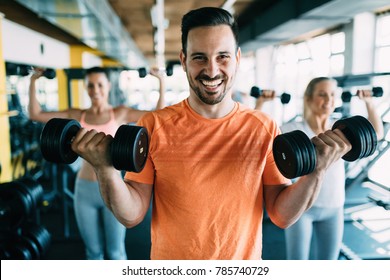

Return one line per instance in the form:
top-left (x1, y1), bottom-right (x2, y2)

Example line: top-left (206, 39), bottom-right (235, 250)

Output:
top-left (97, 168), bottom-right (153, 227)
top-left (264, 128), bottom-right (351, 228)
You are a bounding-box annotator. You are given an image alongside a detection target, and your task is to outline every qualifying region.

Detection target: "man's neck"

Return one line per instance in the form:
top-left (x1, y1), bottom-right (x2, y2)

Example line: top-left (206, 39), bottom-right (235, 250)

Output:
top-left (187, 95), bottom-right (236, 119)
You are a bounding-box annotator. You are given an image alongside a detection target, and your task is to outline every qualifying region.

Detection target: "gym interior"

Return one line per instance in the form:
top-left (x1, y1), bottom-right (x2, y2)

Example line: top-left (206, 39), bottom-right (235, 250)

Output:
top-left (0, 0), bottom-right (389, 261)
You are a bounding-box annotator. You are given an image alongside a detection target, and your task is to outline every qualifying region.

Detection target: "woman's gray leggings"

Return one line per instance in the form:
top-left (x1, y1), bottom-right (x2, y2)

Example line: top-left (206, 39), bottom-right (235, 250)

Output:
top-left (74, 178), bottom-right (127, 260)
top-left (284, 206), bottom-right (344, 260)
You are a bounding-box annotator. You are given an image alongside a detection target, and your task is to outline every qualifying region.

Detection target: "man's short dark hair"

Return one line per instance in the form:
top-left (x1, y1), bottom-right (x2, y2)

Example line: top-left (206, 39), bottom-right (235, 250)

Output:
top-left (181, 7), bottom-right (239, 55)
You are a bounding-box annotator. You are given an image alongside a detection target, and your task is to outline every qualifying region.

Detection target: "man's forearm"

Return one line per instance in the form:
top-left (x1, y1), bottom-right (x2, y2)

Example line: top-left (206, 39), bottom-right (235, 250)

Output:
top-left (268, 170), bottom-right (325, 228)
top-left (95, 167), bottom-right (148, 227)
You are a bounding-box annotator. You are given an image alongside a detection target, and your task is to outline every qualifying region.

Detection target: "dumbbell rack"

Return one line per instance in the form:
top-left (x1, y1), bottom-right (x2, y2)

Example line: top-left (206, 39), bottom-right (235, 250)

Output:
top-left (0, 176), bottom-right (51, 259)
top-left (41, 162), bottom-right (78, 241)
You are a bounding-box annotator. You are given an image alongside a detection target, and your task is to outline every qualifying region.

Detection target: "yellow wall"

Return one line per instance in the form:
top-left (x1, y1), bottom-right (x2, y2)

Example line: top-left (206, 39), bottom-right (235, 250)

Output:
top-left (102, 58), bottom-right (123, 67)
top-left (59, 46), bottom-right (123, 110)
top-left (67, 45), bottom-right (106, 108)
top-left (0, 14), bottom-right (12, 183)
top-left (56, 69), bottom-right (69, 110)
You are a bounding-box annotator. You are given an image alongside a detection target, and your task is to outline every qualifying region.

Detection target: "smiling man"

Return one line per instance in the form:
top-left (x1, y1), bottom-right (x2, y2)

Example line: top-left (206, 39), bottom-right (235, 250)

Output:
top-left (72, 7), bottom-right (352, 260)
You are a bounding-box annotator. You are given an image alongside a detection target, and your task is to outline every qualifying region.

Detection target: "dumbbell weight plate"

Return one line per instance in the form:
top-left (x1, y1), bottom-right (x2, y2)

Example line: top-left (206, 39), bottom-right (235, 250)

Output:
top-left (21, 223), bottom-right (51, 259)
top-left (351, 116), bottom-right (370, 159)
top-left (332, 116), bottom-right (376, 161)
top-left (0, 177), bottom-right (44, 230)
top-left (280, 93), bottom-right (291, 104)
top-left (19, 234), bottom-right (41, 260)
top-left (138, 67), bottom-right (147, 78)
top-left (287, 131), bottom-right (305, 178)
top-left (43, 69), bottom-right (56, 79)
top-left (356, 116), bottom-right (378, 157)
top-left (40, 118), bottom-right (81, 164)
top-left (15, 177), bottom-right (44, 211)
top-left (273, 130), bottom-right (304, 179)
top-left (0, 240), bottom-right (33, 260)
top-left (292, 129), bottom-right (316, 176)
top-left (332, 117), bottom-right (362, 161)
top-left (273, 130), bottom-right (317, 179)
top-left (341, 91), bottom-right (352, 103)
top-left (348, 115), bottom-right (377, 158)
top-left (0, 184), bottom-right (30, 229)
top-left (372, 87), bottom-right (383, 97)
top-left (345, 116), bottom-right (366, 160)
top-left (111, 125), bottom-right (148, 173)
top-left (250, 86), bottom-right (261, 98)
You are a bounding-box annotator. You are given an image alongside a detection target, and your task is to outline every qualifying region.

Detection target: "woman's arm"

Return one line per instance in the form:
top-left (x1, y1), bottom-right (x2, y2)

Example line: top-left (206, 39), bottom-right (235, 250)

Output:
top-left (357, 89), bottom-right (384, 140)
top-left (28, 68), bottom-right (80, 122)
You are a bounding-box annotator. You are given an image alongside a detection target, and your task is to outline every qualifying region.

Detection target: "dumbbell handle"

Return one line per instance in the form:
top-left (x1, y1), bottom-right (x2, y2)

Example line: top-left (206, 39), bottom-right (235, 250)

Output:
top-left (341, 87), bottom-right (383, 102)
top-left (31, 68), bottom-right (56, 79)
top-left (250, 86), bottom-right (291, 104)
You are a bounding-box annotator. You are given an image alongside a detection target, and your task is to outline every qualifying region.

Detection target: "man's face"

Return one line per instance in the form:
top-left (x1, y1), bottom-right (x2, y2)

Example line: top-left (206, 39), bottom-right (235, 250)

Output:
top-left (180, 25), bottom-right (240, 105)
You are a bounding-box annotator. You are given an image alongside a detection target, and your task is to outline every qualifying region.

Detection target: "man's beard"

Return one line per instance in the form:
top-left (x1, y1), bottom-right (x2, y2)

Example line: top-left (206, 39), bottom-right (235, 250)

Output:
top-left (188, 74), bottom-right (229, 105)
top-left (193, 87), bottom-right (227, 105)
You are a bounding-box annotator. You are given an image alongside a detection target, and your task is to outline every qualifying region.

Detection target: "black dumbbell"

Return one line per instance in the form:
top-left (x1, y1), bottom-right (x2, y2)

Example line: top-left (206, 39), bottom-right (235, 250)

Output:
top-left (20, 223), bottom-right (51, 259)
top-left (139, 67), bottom-right (170, 78)
top-left (42, 68), bottom-right (56, 79)
top-left (39, 118), bottom-right (148, 172)
top-left (35, 68), bottom-right (56, 79)
top-left (0, 177), bottom-right (44, 230)
top-left (166, 64), bottom-right (173, 76)
top-left (273, 115), bottom-right (377, 179)
top-left (341, 87), bottom-right (383, 103)
top-left (0, 223), bottom-right (51, 260)
top-left (250, 86), bottom-right (291, 104)
top-left (138, 67), bottom-right (148, 78)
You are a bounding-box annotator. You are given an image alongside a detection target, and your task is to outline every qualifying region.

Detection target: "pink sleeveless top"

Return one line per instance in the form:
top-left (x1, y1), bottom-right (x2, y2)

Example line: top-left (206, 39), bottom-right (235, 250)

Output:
top-left (79, 109), bottom-right (120, 136)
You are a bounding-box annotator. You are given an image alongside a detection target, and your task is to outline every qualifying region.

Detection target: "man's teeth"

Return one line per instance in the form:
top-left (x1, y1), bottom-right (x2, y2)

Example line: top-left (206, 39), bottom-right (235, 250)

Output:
top-left (202, 80), bottom-right (221, 87)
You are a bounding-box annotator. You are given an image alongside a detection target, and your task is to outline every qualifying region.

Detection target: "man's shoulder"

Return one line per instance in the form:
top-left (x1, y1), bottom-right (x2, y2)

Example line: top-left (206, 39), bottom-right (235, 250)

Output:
top-left (139, 100), bottom-right (186, 124)
top-left (237, 103), bottom-right (276, 125)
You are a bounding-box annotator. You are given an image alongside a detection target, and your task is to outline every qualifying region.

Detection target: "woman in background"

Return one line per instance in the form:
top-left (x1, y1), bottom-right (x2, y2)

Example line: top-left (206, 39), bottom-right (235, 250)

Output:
top-left (28, 66), bottom-right (166, 259)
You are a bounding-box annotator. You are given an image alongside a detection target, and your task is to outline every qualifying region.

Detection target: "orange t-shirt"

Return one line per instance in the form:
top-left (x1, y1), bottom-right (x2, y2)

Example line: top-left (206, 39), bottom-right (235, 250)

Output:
top-left (125, 99), bottom-right (289, 259)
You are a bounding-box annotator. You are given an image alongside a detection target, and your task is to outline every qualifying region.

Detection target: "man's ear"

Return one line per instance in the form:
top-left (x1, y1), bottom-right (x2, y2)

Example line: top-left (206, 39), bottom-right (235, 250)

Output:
top-left (179, 50), bottom-right (187, 72)
top-left (236, 47), bottom-right (241, 65)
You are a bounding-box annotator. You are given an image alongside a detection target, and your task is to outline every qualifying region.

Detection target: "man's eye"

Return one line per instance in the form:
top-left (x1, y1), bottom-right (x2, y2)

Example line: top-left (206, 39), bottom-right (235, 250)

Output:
top-left (193, 56), bottom-right (205, 61)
